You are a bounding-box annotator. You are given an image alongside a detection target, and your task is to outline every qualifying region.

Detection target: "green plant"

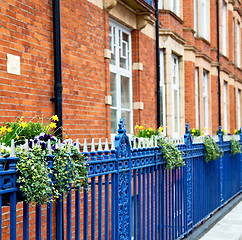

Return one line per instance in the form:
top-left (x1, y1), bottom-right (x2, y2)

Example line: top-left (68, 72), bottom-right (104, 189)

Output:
top-left (16, 143), bottom-right (88, 205)
top-left (157, 137), bottom-right (185, 169)
top-left (0, 115), bottom-right (60, 147)
top-left (204, 137), bottom-right (223, 162)
top-left (134, 124), bottom-right (159, 138)
top-left (191, 128), bottom-right (201, 137)
top-left (16, 147), bottom-right (52, 205)
top-left (234, 129), bottom-right (240, 135)
top-left (230, 138), bottom-right (241, 155)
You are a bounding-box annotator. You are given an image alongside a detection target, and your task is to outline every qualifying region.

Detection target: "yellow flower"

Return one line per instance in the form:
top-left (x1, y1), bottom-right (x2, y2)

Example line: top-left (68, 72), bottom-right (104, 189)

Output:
top-left (222, 129), bottom-right (224, 132)
top-left (234, 129), bottom-right (237, 133)
top-left (20, 117), bottom-right (23, 122)
top-left (139, 126), bottom-right (144, 130)
top-left (191, 128), bottom-right (195, 133)
top-left (65, 135), bottom-right (68, 139)
top-left (148, 127), bottom-right (153, 132)
top-left (135, 125), bottom-right (139, 129)
top-left (0, 126), bottom-right (7, 133)
top-left (7, 127), bottom-right (12, 132)
top-left (19, 122), bottom-right (27, 128)
top-left (50, 122), bottom-right (57, 129)
top-left (16, 135), bottom-right (19, 140)
top-left (202, 134), bottom-right (204, 136)
top-left (52, 115), bottom-right (59, 122)
top-left (158, 126), bottom-right (163, 132)
top-left (147, 131), bottom-right (150, 135)
top-left (203, 127), bottom-right (206, 130)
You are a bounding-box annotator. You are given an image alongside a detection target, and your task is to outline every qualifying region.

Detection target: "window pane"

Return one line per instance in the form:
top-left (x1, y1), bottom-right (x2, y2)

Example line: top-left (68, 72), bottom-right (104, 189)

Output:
top-left (121, 76), bottom-right (130, 109)
top-left (120, 31), bottom-right (129, 69)
top-left (121, 111), bottom-right (131, 133)
top-left (160, 86), bottom-right (164, 126)
top-left (110, 26), bottom-right (116, 65)
top-left (111, 109), bottom-right (117, 133)
top-left (110, 72), bottom-right (117, 107)
top-left (174, 90), bottom-right (178, 132)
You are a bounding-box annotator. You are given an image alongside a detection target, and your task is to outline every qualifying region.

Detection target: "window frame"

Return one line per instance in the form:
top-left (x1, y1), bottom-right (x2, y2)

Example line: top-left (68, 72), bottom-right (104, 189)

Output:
top-left (195, 68), bottom-right (199, 128)
top-left (109, 19), bottom-right (133, 136)
top-left (237, 21), bottom-right (240, 68)
top-left (160, 49), bottom-right (166, 135)
top-left (203, 70), bottom-right (209, 133)
top-left (222, 1), bottom-right (227, 56)
top-left (172, 54), bottom-right (180, 138)
top-left (223, 81), bottom-right (228, 131)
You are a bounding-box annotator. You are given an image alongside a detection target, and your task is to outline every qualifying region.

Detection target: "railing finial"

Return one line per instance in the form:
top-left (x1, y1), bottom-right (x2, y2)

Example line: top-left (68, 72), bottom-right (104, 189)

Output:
top-left (118, 118), bottom-right (126, 134)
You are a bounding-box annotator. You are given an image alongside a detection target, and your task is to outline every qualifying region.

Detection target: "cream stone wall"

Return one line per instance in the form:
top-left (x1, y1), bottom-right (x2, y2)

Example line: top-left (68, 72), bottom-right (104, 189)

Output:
top-left (195, 56), bottom-right (212, 135)
top-left (160, 35), bottom-right (185, 138)
top-left (87, 0), bottom-right (103, 9)
top-left (234, 81), bottom-right (242, 129)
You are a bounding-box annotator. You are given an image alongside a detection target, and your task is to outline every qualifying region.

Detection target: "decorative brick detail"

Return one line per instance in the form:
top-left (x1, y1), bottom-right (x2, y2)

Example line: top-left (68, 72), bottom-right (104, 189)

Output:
top-left (133, 102), bottom-right (144, 110)
top-left (104, 49), bottom-right (111, 59)
top-left (132, 62), bottom-right (143, 71)
top-left (105, 95), bottom-right (112, 105)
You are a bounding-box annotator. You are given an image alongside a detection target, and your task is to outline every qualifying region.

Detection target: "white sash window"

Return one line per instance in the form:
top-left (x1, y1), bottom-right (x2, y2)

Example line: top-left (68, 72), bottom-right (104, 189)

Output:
top-left (172, 54), bottom-right (180, 138)
top-left (223, 81), bottom-right (227, 131)
top-left (203, 70), bottom-right (208, 133)
top-left (109, 19), bottom-right (133, 134)
top-left (160, 50), bottom-right (166, 135)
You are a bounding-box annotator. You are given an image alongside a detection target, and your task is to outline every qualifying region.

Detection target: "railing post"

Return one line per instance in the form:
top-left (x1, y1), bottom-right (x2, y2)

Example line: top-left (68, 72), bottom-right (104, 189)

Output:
top-left (184, 123), bottom-right (193, 231)
top-left (218, 126), bottom-right (224, 204)
top-left (114, 119), bottom-right (132, 239)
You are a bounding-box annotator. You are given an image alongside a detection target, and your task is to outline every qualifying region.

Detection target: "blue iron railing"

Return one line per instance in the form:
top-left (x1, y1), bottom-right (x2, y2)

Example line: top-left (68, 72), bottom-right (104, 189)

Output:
top-left (0, 120), bottom-right (241, 239)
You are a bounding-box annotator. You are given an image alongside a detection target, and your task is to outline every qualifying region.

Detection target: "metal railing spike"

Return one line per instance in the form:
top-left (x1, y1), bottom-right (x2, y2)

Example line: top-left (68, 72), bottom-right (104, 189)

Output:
top-left (24, 139), bottom-right (29, 153)
top-left (47, 139), bottom-right (52, 155)
top-left (138, 138), bottom-right (141, 148)
top-left (98, 139), bottom-right (103, 151)
top-left (10, 139), bottom-right (16, 157)
top-left (104, 138), bottom-right (109, 151)
top-left (75, 139), bottom-right (80, 153)
top-left (111, 138), bottom-right (115, 150)
top-left (91, 139), bottom-right (95, 152)
top-left (83, 139), bottom-right (88, 153)
top-left (58, 139), bottom-right (61, 149)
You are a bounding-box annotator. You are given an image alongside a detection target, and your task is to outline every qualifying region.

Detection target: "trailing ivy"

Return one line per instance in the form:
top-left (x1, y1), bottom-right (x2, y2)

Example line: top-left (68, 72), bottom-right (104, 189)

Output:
top-left (16, 147), bottom-right (52, 205)
top-left (204, 137), bottom-right (223, 162)
top-left (16, 144), bottom-right (88, 205)
top-left (230, 138), bottom-right (241, 155)
top-left (157, 137), bottom-right (185, 169)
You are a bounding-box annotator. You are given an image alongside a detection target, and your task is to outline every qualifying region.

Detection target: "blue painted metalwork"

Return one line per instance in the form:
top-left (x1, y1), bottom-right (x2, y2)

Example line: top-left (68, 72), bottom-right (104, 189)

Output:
top-left (0, 120), bottom-right (241, 240)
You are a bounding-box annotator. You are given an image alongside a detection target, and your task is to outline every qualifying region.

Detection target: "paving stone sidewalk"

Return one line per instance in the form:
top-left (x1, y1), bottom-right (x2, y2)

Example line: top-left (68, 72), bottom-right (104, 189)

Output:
top-left (200, 200), bottom-right (242, 240)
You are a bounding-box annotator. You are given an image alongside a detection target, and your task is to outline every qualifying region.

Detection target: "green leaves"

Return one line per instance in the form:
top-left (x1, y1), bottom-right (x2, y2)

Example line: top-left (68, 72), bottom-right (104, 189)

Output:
top-left (230, 138), bottom-right (241, 155)
top-left (16, 146), bottom-right (88, 205)
top-left (157, 138), bottom-right (185, 169)
top-left (204, 137), bottom-right (223, 162)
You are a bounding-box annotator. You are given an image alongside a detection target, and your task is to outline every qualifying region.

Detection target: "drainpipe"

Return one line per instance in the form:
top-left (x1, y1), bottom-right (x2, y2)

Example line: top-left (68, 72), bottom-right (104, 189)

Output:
top-left (155, 0), bottom-right (161, 127)
top-left (52, 1), bottom-right (63, 239)
top-left (216, 0), bottom-right (221, 126)
top-left (52, 0), bottom-right (63, 139)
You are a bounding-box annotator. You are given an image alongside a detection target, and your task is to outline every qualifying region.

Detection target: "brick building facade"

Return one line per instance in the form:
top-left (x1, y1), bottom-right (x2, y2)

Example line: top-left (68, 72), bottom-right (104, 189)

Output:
top-left (0, 0), bottom-right (241, 141)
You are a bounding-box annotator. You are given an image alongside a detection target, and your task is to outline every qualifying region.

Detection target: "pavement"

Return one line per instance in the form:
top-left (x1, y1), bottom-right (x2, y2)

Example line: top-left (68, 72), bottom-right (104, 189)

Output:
top-left (199, 200), bottom-right (242, 240)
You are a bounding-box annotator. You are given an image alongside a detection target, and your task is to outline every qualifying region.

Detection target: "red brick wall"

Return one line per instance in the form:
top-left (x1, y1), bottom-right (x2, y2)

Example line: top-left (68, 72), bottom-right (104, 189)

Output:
top-left (0, 0), bottom-right (54, 123)
top-left (184, 61), bottom-right (196, 128)
top-left (132, 31), bottom-right (156, 129)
